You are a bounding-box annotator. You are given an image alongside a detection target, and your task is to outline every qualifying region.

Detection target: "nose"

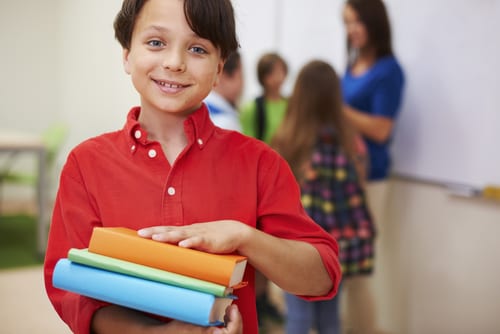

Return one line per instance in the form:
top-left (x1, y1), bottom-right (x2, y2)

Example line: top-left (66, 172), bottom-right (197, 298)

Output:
top-left (162, 49), bottom-right (186, 72)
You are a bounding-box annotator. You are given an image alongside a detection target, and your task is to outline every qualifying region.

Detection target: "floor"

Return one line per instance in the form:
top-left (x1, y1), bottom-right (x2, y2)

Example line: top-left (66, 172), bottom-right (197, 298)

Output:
top-left (0, 266), bottom-right (71, 334)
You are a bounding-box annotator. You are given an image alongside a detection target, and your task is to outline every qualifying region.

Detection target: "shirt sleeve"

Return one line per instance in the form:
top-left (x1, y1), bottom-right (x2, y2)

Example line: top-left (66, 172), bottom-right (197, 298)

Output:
top-left (44, 153), bottom-right (108, 334)
top-left (255, 149), bottom-right (342, 300)
top-left (371, 63), bottom-right (405, 119)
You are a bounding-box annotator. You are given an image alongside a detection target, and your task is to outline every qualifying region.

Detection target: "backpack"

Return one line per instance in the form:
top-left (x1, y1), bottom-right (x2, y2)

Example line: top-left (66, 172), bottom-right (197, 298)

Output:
top-left (255, 96), bottom-right (266, 141)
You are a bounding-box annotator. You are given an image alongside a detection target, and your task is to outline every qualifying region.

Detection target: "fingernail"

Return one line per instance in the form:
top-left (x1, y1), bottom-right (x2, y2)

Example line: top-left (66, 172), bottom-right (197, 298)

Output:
top-left (137, 229), bottom-right (147, 237)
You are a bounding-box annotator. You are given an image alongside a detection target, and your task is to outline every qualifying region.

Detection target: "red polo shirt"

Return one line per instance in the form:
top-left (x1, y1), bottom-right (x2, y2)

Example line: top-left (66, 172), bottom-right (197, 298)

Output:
top-left (44, 105), bottom-right (341, 334)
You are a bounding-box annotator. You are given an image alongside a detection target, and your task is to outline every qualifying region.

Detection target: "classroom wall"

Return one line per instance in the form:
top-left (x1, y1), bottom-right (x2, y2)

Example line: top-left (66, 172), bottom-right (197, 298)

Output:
top-left (1, 1), bottom-right (500, 333)
top-left (382, 178), bottom-right (500, 334)
top-left (0, 1), bottom-right (60, 133)
top-left (0, 1), bottom-right (61, 200)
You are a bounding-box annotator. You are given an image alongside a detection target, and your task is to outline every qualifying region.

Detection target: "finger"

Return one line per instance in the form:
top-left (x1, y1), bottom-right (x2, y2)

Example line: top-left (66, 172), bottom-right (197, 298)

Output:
top-left (224, 305), bottom-right (242, 333)
top-left (178, 235), bottom-right (205, 249)
top-left (138, 227), bottom-right (190, 245)
top-left (152, 230), bottom-right (190, 244)
top-left (137, 226), bottom-right (171, 237)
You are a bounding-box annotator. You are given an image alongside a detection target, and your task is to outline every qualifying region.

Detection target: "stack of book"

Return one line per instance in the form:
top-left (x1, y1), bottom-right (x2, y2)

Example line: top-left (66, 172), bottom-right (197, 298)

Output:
top-left (52, 227), bottom-right (248, 326)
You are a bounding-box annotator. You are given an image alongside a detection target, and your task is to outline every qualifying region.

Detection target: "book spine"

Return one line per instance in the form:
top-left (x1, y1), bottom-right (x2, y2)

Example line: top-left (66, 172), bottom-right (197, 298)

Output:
top-left (68, 248), bottom-right (229, 297)
top-left (53, 259), bottom-right (229, 326)
top-left (88, 228), bottom-right (236, 286)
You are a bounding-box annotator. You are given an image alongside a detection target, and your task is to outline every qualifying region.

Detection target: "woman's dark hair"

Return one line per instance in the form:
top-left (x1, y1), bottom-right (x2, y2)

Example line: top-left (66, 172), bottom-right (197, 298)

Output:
top-left (346, 0), bottom-right (393, 59)
top-left (114, 0), bottom-right (239, 59)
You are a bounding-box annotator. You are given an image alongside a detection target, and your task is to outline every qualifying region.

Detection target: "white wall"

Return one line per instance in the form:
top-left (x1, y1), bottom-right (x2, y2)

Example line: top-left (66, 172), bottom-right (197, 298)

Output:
top-left (1, 1), bottom-right (500, 333)
top-left (57, 0), bottom-right (139, 154)
top-left (0, 1), bottom-right (60, 132)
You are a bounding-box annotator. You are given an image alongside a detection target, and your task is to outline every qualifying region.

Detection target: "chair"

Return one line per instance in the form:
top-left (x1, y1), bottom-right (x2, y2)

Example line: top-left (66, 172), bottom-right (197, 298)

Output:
top-left (0, 122), bottom-right (69, 212)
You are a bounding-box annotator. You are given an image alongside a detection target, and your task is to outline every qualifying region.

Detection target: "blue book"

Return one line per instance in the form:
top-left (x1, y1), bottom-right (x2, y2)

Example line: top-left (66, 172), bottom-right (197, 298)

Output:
top-left (53, 259), bottom-right (235, 327)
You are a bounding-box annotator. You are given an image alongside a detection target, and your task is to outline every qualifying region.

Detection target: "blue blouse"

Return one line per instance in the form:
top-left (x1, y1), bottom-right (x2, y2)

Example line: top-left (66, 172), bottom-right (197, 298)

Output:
top-left (342, 56), bottom-right (405, 180)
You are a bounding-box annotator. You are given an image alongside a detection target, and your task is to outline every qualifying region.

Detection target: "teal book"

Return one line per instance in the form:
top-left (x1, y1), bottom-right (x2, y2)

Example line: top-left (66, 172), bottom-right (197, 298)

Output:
top-left (53, 259), bottom-right (235, 327)
top-left (68, 248), bottom-right (234, 297)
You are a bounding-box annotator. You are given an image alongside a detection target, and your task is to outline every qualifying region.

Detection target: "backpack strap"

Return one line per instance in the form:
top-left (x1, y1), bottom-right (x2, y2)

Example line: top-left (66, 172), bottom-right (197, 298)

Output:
top-left (255, 96), bottom-right (266, 141)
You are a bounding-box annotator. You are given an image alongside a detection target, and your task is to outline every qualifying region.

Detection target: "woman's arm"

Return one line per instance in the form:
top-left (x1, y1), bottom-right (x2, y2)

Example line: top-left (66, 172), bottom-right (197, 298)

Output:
top-left (343, 104), bottom-right (394, 143)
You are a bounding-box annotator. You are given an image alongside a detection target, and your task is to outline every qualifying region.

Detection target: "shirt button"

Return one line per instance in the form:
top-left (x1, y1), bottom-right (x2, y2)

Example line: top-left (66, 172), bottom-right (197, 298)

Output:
top-left (134, 130), bottom-right (142, 139)
top-left (131, 145), bottom-right (136, 152)
top-left (197, 138), bottom-right (203, 146)
top-left (167, 187), bottom-right (176, 196)
top-left (148, 149), bottom-right (157, 158)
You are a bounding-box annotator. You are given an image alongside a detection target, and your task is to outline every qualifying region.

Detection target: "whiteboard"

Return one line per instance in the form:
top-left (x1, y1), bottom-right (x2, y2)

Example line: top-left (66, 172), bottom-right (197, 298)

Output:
top-left (388, 0), bottom-right (500, 189)
top-left (234, 0), bottom-right (500, 189)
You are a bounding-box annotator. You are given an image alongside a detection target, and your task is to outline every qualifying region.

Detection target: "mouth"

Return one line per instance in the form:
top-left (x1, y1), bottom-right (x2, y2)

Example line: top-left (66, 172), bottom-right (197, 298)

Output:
top-left (153, 79), bottom-right (189, 92)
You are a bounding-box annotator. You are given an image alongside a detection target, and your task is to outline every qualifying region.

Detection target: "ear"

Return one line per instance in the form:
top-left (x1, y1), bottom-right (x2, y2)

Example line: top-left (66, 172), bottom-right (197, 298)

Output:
top-left (217, 59), bottom-right (224, 75)
top-left (213, 59), bottom-right (225, 88)
top-left (122, 48), bottom-right (131, 74)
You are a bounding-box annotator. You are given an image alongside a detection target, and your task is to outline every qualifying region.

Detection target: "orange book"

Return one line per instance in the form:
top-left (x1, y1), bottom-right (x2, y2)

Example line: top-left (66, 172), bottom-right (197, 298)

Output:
top-left (88, 227), bottom-right (247, 287)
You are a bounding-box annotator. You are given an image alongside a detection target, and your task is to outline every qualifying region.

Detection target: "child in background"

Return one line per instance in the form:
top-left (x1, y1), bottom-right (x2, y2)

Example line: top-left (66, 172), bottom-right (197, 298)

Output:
top-left (239, 52), bottom-right (289, 327)
top-left (43, 1), bottom-right (341, 333)
top-left (204, 51), bottom-right (244, 132)
top-left (240, 52), bottom-right (288, 144)
top-left (272, 60), bottom-right (375, 334)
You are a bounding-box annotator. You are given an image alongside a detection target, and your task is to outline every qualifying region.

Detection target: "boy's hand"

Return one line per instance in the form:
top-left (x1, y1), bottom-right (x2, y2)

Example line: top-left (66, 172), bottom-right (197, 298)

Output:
top-left (213, 305), bottom-right (242, 334)
top-left (162, 305), bottom-right (242, 334)
top-left (92, 305), bottom-right (242, 333)
top-left (138, 220), bottom-right (251, 254)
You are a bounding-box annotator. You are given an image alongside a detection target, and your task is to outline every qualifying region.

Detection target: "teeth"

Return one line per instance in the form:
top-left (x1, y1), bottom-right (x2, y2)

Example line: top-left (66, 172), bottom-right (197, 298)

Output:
top-left (158, 81), bottom-right (182, 88)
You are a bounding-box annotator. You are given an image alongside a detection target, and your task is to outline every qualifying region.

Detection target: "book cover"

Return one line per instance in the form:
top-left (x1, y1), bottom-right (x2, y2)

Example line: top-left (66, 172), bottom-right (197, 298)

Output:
top-left (68, 248), bottom-right (234, 297)
top-left (88, 227), bottom-right (248, 287)
top-left (53, 259), bottom-right (235, 327)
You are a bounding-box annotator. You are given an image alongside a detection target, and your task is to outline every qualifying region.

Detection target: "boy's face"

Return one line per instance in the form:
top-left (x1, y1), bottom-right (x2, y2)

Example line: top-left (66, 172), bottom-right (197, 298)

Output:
top-left (264, 62), bottom-right (287, 94)
top-left (123, 0), bottom-right (224, 116)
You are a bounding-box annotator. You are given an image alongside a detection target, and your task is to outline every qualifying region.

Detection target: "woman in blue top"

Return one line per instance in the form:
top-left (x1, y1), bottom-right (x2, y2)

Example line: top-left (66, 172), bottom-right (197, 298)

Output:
top-left (341, 0), bottom-right (405, 333)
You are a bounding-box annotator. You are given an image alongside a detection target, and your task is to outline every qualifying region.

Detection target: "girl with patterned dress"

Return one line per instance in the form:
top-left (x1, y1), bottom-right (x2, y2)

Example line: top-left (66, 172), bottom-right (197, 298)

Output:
top-left (272, 60), bottom-right (375, 334)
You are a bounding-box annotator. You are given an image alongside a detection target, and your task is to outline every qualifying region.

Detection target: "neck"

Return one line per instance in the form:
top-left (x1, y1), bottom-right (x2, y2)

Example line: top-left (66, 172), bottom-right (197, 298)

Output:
top-left (358, 46), bottom-right (377, 63)
top-left (138, 105), bottom-right (190, 164)
top-left (265, 90), bottom-right (283, 101)
top-left (350, 47), bottom-right (377, 75)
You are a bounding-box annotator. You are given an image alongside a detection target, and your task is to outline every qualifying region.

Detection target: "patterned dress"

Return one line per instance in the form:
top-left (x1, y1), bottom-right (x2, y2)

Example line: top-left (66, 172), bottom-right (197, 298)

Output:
top-left (300, 129), bottom-right (376, 277)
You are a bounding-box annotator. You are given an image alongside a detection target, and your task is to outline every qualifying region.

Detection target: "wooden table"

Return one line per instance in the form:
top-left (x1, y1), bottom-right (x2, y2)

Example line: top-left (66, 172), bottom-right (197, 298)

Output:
top-left (0, 131), bottom-right (48, 256)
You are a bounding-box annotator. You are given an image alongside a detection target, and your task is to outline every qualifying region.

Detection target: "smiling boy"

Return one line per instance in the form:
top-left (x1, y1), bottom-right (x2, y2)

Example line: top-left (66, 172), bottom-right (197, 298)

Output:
top-left (44, 1), bottom-right (341, 333)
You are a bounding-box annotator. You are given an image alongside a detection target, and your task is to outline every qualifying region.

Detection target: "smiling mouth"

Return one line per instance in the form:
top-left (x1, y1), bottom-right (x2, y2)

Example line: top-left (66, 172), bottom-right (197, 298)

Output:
top-left (155, 80), bottom-right (186, 89)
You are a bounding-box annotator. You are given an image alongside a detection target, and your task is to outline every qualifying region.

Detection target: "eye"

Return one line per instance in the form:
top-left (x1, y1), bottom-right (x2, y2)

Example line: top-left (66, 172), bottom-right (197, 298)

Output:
top-left (190, 46), bottom-right (207, 55)
top-left (147, 40), bottom-right (165, 48)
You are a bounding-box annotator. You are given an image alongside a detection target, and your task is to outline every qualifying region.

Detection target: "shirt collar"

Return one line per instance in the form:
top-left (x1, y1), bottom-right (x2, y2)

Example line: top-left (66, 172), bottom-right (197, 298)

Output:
top-left (124, 105), bottom-right (215, 150)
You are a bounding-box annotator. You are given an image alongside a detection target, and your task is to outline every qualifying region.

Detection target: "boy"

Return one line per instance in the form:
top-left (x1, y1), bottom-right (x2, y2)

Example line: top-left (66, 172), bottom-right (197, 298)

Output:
top-left (44, 0), bottom-right (341, 333)
top-left (240, 52), bottom-right (288, 143)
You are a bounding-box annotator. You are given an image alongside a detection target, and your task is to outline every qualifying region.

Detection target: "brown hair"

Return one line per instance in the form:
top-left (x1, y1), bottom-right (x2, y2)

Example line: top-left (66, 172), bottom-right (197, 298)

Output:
top-left (222, 51), bottom-right (241, 76)
top-left (345, 0), bottom-right (393, 61)
top-left (272, 60), bottom-right (355, 179)
top-left (256, 52), bottom-right (288, 88)
top-left (113, 0), bottom-right (239, 60)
